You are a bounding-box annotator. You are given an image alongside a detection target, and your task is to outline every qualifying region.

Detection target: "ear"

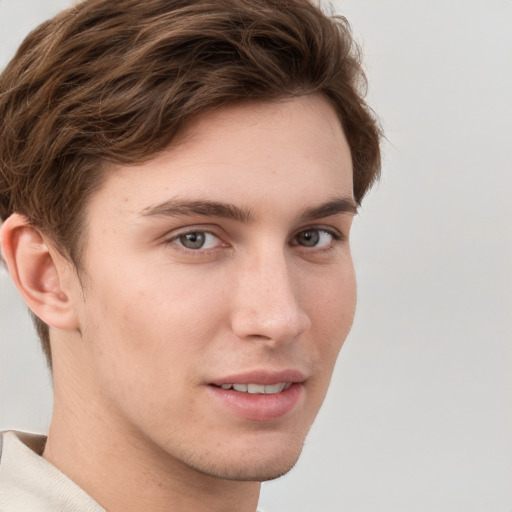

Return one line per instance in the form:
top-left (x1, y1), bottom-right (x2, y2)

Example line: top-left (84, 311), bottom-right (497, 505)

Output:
top-left (1, 214), bottom-right (80, 331)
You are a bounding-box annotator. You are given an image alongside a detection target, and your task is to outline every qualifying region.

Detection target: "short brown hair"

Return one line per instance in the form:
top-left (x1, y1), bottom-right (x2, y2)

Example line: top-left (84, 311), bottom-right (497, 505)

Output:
top-left (0, 0), bottom-right (381, 366)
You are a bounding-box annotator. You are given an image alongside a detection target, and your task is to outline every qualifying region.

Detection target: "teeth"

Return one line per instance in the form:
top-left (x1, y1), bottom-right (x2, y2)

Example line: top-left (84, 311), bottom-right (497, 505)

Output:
top-left (219, 383), bottom-right (291, 394)
top-left (247, 383), bottom-right (265, 394)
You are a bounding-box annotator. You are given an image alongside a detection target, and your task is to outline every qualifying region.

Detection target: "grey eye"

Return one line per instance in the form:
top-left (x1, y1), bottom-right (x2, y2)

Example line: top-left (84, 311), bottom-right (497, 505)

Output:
top-left (178, 232), bottom-right (206, 249)
top-left (296, 229), bottom-right (320, 247)
top-left (294, 229), bottom-right (335, 248)
top-left (174, 231), bottom-right (221, 250)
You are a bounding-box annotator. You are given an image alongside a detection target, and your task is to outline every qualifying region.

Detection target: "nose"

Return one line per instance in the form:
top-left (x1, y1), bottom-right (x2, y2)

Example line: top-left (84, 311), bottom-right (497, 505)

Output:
top-left (230, 247), bottom-right (311, 346)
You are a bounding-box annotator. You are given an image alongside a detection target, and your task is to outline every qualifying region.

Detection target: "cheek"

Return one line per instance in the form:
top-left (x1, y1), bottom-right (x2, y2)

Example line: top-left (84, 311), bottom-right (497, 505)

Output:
top-left (298, 263), bottom-right (356, 424)
top-left (84, 269), bottom-right (227, 377)
top-left (307, 261), bottom-right (356, 365)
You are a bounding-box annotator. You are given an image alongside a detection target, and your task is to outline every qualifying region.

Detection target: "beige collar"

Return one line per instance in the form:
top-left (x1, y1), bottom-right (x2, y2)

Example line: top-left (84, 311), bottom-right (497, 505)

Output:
top-left (0, 430), bottom-right (105, 512)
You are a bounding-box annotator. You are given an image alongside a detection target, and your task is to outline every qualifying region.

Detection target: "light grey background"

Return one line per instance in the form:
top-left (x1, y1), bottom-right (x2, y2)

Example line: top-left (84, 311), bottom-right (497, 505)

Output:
top-left (1, 1), bottom-right (511, 511)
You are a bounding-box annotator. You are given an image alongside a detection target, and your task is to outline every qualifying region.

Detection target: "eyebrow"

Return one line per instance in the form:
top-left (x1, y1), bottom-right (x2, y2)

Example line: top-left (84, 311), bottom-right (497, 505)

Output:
top-left (297, 197), bottom-right (358, 221)
top-left (141, 199), bottom-right (253, 223)
top-left (140, 196), bottom-right (357, 223)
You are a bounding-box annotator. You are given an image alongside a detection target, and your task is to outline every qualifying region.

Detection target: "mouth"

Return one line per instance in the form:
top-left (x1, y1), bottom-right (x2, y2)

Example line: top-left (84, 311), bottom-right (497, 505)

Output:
top-left (207, 370), bottom-right (305, 421)
top-left (213, 382), bottom-right (293, 394)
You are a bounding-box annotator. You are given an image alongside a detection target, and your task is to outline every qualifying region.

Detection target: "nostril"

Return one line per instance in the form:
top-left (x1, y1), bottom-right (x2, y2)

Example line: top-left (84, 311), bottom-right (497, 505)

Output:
top-left (246, 333), bottom-right (272, 340)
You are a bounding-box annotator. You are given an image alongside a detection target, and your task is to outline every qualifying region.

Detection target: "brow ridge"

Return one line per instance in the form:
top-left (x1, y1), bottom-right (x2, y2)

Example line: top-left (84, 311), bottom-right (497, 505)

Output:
top-left (141, 196), bottom-right (357, 223)
top-left (297, 197), bottom-right (358, 221)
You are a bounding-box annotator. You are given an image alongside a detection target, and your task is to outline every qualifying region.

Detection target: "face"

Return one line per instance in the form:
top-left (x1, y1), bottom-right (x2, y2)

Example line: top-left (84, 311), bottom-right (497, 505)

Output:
top-left (65, 95), bottom-right (356, 482)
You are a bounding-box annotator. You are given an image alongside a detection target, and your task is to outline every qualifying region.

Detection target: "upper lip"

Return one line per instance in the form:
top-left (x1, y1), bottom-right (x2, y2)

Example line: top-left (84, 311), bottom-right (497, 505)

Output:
top-left (208, 369), bottom-right (306, 387)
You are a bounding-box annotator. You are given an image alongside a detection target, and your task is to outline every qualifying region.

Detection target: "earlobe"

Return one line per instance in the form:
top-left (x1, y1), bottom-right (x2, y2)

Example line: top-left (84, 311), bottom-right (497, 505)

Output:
top-left (0, 214), bottom-right (79, 331)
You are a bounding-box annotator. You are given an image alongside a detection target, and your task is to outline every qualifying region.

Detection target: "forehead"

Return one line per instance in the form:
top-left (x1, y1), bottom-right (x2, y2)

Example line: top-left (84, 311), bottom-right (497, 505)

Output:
top-left (87, 95), bottom-right (353, 221)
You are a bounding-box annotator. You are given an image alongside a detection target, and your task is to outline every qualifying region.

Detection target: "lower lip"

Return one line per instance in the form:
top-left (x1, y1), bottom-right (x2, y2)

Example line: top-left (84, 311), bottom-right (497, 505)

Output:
top-left (206, 383), bottom-right (304, 422)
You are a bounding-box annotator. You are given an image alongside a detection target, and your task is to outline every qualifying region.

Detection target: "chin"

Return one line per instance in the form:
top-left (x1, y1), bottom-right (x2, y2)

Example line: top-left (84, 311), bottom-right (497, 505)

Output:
top-left (223, 455), bottom-right (301, 483)
top-left (191, 436), bottom-right (305, 482)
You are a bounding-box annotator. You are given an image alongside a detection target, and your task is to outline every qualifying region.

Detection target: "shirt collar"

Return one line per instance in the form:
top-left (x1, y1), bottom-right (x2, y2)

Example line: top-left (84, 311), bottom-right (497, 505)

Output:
top-left (0, 430), bottom-right (105, 512)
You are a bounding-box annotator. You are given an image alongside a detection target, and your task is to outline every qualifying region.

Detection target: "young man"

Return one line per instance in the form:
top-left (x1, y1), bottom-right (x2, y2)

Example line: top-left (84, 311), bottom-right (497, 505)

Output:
top-left (0, 0), bottom-right (381, 510)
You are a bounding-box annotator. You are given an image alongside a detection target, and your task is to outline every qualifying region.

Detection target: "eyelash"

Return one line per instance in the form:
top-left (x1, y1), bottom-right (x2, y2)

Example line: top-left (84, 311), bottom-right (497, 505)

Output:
top-left (165, 226), bottom-right (343, 253)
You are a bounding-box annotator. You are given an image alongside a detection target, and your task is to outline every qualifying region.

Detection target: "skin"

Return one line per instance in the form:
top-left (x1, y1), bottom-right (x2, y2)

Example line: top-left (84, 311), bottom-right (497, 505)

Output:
top-left (1, 94), bottom-right (356, 512)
